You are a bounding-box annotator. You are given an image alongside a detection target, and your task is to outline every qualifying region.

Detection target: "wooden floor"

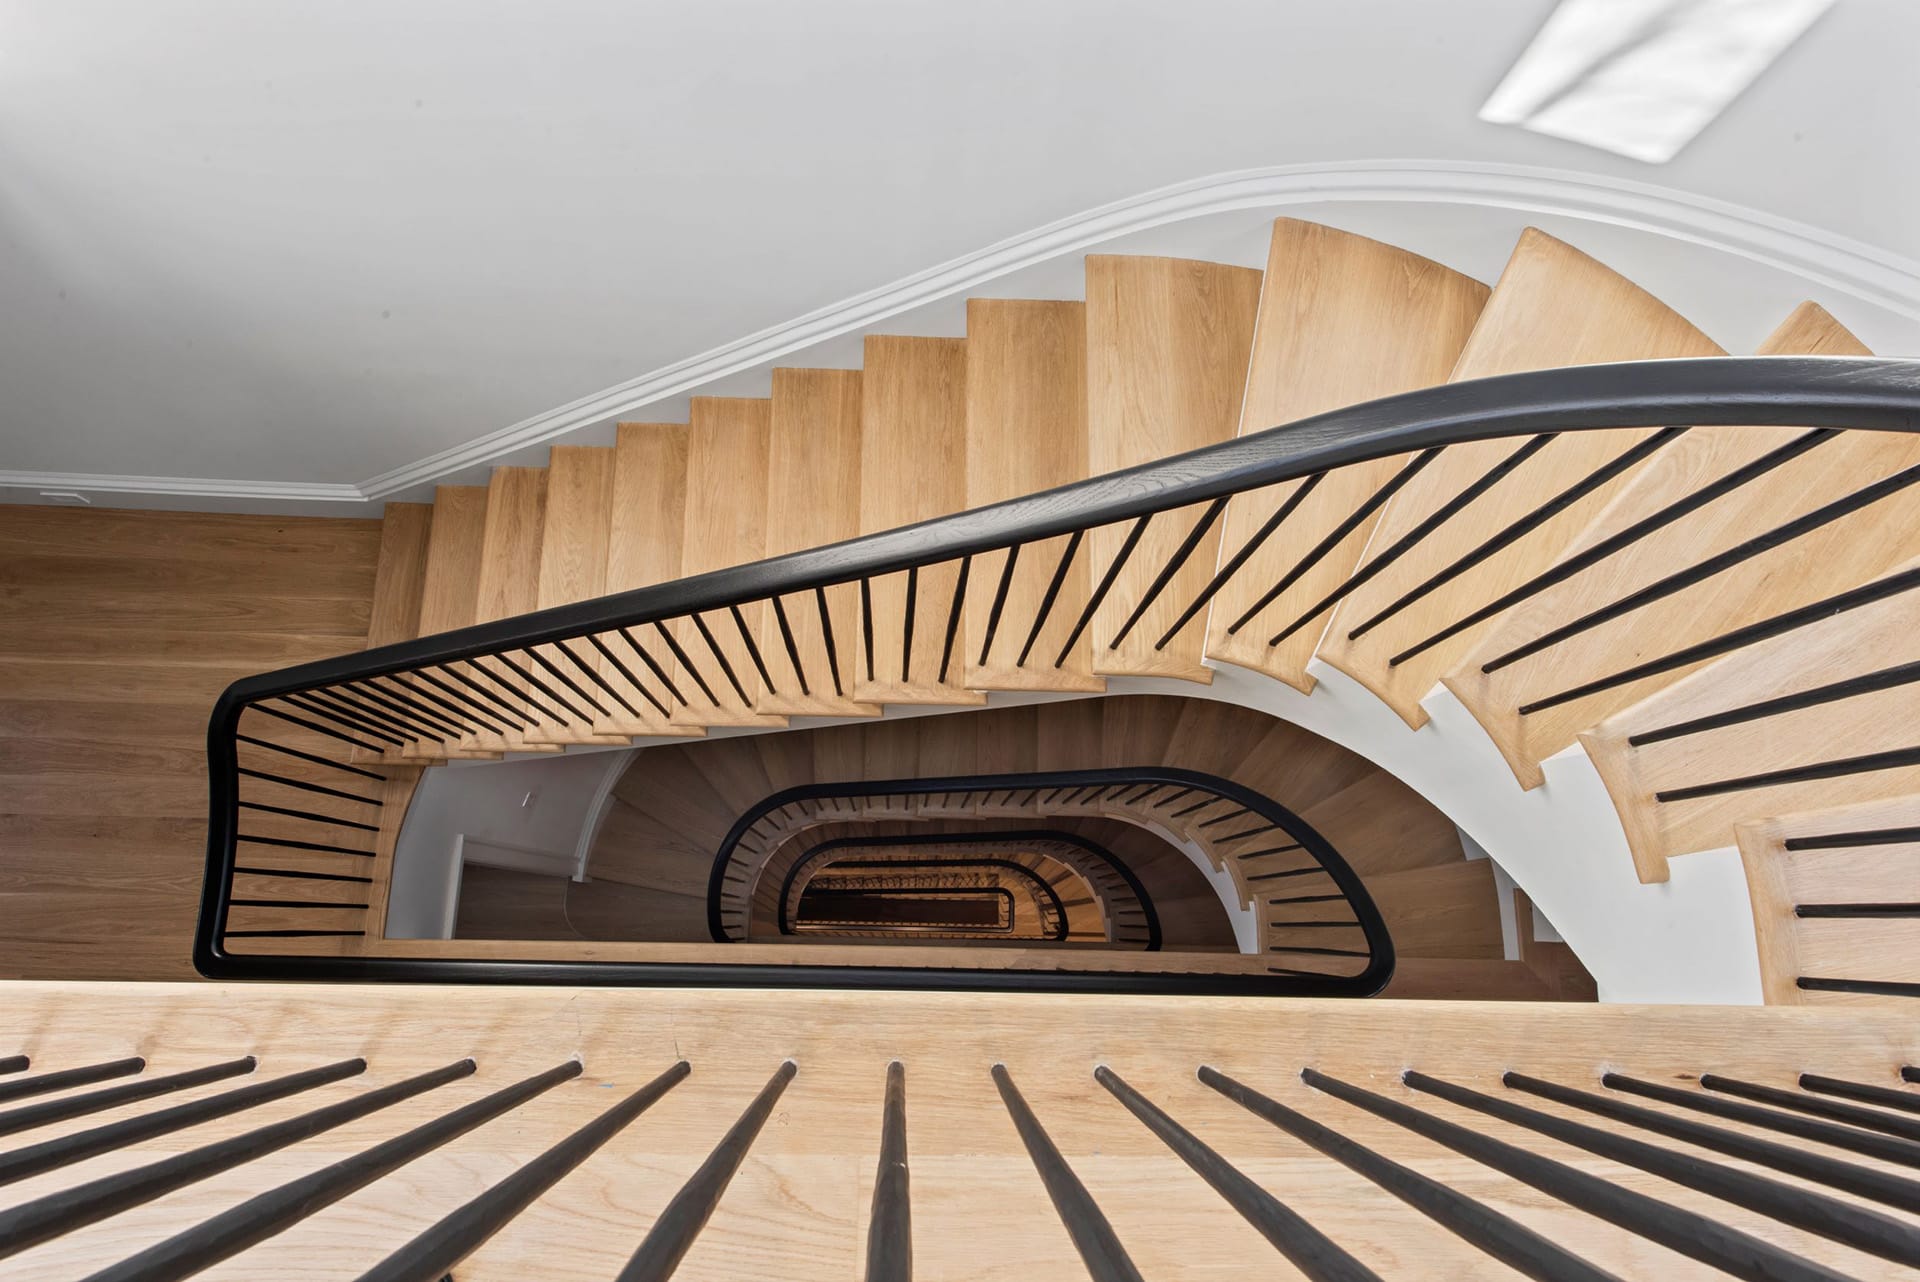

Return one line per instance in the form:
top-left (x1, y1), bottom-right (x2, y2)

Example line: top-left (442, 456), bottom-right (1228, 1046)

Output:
top-left (0, 505), bottom-right (381, 980)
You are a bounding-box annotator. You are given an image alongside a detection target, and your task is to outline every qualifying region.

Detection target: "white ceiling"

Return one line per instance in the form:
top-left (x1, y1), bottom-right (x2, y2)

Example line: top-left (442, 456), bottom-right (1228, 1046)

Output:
top-left (0, 0), bottom-right (1913, 492)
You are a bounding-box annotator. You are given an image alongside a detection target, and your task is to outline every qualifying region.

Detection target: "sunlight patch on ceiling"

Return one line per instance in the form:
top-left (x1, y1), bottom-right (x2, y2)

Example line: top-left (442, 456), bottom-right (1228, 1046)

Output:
top-left (1480, 0), bottom-right (1834, 163)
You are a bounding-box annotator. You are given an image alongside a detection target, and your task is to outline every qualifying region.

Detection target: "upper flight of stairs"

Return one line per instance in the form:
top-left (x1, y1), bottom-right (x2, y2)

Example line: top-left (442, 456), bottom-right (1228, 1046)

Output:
top-left (310, 214), bottom-right (1916, 1004)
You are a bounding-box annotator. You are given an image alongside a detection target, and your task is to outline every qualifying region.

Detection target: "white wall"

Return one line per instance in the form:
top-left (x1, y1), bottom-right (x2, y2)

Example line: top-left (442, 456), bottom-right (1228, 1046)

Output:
top-left (384, 750), bottom-right (627, 938)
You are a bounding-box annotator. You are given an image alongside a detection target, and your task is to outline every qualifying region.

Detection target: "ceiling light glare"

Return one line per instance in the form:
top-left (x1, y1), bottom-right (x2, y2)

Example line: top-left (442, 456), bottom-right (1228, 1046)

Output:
top-left (1480, 0), bottom-right (1835, 163)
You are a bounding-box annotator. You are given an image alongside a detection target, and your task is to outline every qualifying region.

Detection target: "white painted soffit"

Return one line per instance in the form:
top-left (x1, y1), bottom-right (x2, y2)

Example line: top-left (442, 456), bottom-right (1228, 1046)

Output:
top-left (5, 158), bottom-right (1917, 509)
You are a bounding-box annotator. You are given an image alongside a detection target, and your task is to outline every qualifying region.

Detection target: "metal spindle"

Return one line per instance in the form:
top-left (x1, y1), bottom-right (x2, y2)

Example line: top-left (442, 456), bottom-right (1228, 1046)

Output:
top-left (977, 545), bottom-right (1022, 664)
top-left (770, 595), bottom-right (813, 698)
top-left (0, 1059), bottom-right (475, 1261)
top-left (1303, 1068), bottom-right (1847, 1282)
top-left (1351, 427), bottom-right (1684, 645)
top-left (353, 1061), bottom-right (690, 1282)
top-left (0, 1059), bottom-right (366, 1188)
top-left (690, 613), bottom-right (753, 703)
top-left (0, 1057), bottom-right (255, 1139)
top-left (236, 733), bottom-right (386, 781)
top-left (1160, 472), bottom-right (1327, 647)
top-left (0, 1058), bottom-right (145, 1106)
top-left (1226, 448), bottom-right (1440, 637)
top-left (866, 1061), bottom-right (911, 1282)
top-left (615, 1060), bottom-right (797, 1282)
top-left (1264, 438), bottom-right (1549, 645)
top-left (1108, 497), bottom-right (1228, 649)
top-left (1201, 1066), bottom-right (1618, 1282)
top-left (84, 1060), bottom-right (583, 1282)
top-left (1097, 1066), bottom-right (1379, 1282)
top-left (1406, 1070), bottom-right (1920, 1266)
top-left (990, 1065), bottom-right (1142, 1282)
top-left (1503, 1071), bottom-right (1920, 1214)
top-left (1519, 563), bottom-right (1920, 714)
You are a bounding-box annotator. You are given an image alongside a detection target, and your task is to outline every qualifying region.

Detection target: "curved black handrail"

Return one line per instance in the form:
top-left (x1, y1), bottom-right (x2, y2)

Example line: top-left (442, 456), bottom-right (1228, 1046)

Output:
top-left (197, 356), bottom-right (1920, 989)
top-left (706, 766), bottom-right (1387, 992)
top-left (773, 831), bottom-right (1142, 945)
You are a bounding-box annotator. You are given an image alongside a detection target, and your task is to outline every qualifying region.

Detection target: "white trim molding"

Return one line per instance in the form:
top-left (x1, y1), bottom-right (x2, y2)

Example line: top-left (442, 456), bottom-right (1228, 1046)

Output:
top-left (9, 159), bottom-right (1918, 508)
top-left (0, 471), bottom-right (364, 503)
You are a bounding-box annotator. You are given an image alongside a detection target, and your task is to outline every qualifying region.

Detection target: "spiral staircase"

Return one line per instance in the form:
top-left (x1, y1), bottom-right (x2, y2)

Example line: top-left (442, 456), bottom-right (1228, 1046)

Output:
top-left (10, 216), bottom-right (1920, 1277)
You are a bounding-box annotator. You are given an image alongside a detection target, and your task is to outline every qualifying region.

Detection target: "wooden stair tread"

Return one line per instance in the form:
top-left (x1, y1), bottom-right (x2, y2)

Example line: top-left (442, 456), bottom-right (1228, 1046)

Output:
top-left (537, 445), bottom-right (696, 741)
top-left (855, 335), bottom-right (981, 706)
top-left (415, 486), bottom-right (489, 637)
top-left (1314, 227), bottom-right (1723, 727)
top-left (606, 420), bottom-right (721, 731)
top-left (672, 397), bottom-right (788, 729)
top-left (1739, 797), bottom-right (1920, 1005)
top-left (759, 368), bottom-right (879, 717)
top-left (474, 466), bottom-right (620, 750)
top-left (1581, 551), bottom-right (1920, 882)
top-left (363, 503), bottom-right (431, 649)
top-left (1204, 218), bottom-right (1490, 693)
top-left (1085, 254), bottom-right (1262, 682)
top-left (1445, 302), bottom-right (1882, 788)
top-left (1361, 860), bottom-right (1502, 959)
top-left (1297, 771), bottom-right (1466, 877)
top-left (407, 484), bottom-right (531, 759)
top-left (962, 298), bottom-right (1104, 693)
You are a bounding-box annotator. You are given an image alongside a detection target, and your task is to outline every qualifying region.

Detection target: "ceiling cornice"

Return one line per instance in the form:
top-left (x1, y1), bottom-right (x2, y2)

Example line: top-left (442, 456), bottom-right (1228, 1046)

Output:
top-left (9, 159), bottom-right (1918, 508)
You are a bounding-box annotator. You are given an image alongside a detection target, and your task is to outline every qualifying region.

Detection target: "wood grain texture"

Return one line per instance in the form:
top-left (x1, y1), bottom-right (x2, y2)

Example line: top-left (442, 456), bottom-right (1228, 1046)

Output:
top-left (758, 368), bottom-right (880, 717)
top-left (1085, 254), bottom-right (1262, 681)
top-left (1315, 228), bottom-right (1723, 727)
top-left (0, 981), bottom-right (1913, 1280)
top-left (535, 446), bottom-right (615, 610)
top-left (534, 445), bottom-right (693, 740)
top-left (602, 421), bottom-right (715, 733)
top-left (1582, 552), bottom-right (1920, 883)
top-left (1738, 797), bottom-right (1920, 1005)
top-left (470, 466), bottom-right (620, 752)
top-left (475, 467), bottom-right (550, 625)
top-left (0, 506), bottom-right (380, 980)
top-left (413, 486), bottom-right (489, 637)
top-left (1446, 303), bottom-right (1880, 788)
top-left (1205, 218), bottom-right (1489, 692)
top-left (962, 299), bottom-right (1105, 692)
top-left (673, 398), bottom-right (788, 728)
top-left (363, 503), bottom-right (431, 649)
top-left (855, 335), bottom-right (982, 705)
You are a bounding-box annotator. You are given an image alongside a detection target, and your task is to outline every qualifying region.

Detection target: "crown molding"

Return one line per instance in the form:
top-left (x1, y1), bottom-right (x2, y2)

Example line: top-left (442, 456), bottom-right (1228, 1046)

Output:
top-left (9, 159), bottom-right (1918, 508)
top-left (0, 470), bottom-right (365, 504)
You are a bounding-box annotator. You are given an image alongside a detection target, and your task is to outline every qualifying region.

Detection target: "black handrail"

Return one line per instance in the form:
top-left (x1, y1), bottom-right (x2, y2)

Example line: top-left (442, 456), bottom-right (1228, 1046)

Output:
top-left (707, 766), bottom-right (1387, 994)
top-left (773, 829), bottom-right (1158, 947)
top-left (197, 356), bottom-right (1920, 989)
